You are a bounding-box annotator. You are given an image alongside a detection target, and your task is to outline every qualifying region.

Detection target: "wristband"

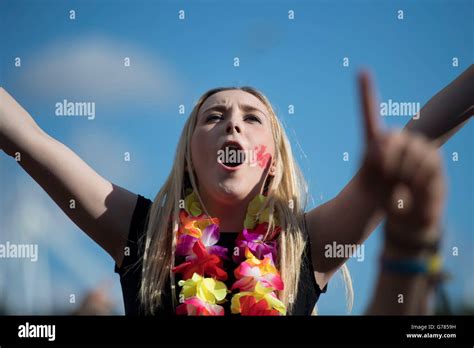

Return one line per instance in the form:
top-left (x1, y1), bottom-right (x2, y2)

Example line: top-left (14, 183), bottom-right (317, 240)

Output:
top-left (381, 253), bottom-right (443, 275)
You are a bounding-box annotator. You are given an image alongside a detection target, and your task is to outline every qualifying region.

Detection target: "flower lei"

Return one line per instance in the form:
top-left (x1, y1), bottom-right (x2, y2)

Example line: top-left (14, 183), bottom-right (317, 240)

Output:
top-left (172, 191), bottom-right (286, 316)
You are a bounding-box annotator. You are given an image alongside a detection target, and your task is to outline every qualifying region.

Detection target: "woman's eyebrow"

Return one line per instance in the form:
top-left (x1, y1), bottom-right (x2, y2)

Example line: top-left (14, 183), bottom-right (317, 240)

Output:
top-left (240, 104), bottom-right (267, 117)
top-left (201, 103), bottom-right (267, 117)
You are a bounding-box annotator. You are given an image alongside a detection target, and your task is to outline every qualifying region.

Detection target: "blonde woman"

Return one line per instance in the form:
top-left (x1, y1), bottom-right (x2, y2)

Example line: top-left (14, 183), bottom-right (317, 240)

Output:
top-left (0, 66), bottom-right (472, 316)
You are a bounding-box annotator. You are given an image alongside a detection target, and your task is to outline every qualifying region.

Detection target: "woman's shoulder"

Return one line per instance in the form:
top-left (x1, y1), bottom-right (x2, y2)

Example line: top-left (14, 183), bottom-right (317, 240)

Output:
top-left (126, 194), bottom-right (153, 245)
top-left (114, 194), bottom-right (153, 274)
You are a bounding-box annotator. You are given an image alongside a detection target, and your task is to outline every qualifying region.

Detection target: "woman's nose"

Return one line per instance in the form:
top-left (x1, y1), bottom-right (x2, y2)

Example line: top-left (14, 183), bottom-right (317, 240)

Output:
top-left (226, 121), bottom-right (241, 134)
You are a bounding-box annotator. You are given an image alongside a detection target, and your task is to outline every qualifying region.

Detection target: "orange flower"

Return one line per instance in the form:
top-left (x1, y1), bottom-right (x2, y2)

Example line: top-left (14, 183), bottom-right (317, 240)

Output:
top-left (178, 210), bottom-right (219, 239)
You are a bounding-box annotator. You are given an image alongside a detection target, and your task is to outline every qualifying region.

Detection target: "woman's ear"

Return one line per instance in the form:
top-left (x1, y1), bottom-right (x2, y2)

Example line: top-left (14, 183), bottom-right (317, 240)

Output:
top-left (268, 163), bottom-right (277, 176)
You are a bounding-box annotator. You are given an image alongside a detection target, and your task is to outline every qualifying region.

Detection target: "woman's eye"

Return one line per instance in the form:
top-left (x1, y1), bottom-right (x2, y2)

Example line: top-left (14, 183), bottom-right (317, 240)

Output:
top-left (245, 114), bottom-right (262, 123)
top-left (206, 114), bottom-right (223, 122)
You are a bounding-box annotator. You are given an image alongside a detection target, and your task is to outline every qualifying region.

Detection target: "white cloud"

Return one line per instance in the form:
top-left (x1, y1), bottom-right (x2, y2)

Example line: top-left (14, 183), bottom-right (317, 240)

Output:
top-left (14, 35), bottom-right (187, 108)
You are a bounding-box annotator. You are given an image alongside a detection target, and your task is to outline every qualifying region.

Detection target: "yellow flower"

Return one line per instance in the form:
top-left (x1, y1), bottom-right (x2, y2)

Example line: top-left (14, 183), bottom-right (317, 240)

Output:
top-left (244, 194), bottom-right (271, 229)
top-left (243, 248), bottom-right (279, 275)
top-left (230, 281), bottom-right (286, 315)
top-left (178, 273), bottom-right (228, 304)
top-left (184, 191), bottom-right (202, 217)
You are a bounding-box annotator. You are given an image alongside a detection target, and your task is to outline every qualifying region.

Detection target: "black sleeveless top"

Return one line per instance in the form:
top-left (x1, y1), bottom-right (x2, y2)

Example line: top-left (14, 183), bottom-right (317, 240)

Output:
top-left (114, 195), bottom-right (327, 316)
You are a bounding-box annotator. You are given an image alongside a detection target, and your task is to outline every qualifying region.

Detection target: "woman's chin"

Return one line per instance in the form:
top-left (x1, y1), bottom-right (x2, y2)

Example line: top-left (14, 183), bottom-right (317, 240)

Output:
top-left (213, 182), bottom-right (253, 203)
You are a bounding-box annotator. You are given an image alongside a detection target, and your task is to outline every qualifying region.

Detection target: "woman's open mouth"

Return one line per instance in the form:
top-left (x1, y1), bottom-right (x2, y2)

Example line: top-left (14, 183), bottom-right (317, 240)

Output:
top-left (217, 141), bottom-right (246, 171)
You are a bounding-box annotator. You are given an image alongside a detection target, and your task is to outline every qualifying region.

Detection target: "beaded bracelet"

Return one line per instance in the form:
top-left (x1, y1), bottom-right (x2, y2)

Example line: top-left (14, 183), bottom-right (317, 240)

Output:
top-left (381, 254), bottom-right (442, 275)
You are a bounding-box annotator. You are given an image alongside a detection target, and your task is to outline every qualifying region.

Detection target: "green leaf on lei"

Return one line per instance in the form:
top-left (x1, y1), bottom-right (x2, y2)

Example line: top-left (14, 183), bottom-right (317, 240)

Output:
top-left (185, 191), bottom-right (202, 217)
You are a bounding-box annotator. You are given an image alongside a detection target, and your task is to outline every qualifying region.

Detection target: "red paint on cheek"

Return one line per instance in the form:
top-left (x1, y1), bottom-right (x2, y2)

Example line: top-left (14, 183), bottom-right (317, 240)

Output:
top-left (254, 145), bottom-right (272, 169)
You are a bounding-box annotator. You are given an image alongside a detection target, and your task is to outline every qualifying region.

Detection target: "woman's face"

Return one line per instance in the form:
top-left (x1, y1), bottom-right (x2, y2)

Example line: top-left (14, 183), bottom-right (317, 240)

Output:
top-left (191, 90), bottom-right (276, 205)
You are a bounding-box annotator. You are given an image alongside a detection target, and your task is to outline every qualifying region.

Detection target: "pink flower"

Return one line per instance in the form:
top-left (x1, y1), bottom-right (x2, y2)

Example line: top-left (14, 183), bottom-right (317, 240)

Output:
top-left (233, 224), bottom-right (277, 264)
top-left (232, 251), bottom-right (284, 292)
top-left (176, 224), bottom-right (229, 261)
top-left (176, 296), bottom-right (224, 316)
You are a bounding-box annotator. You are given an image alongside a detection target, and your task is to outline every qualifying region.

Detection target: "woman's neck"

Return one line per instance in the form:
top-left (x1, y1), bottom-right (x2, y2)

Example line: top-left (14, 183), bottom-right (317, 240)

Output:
top-left (199, 194), bottom-right (251, 233)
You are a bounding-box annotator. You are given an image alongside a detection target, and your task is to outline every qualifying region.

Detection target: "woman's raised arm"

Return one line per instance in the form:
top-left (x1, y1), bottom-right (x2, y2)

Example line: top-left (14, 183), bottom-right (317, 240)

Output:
top-left (0, 87), bottom-right (137, 266)
top-left (404, 64), bottom-right (473, 145)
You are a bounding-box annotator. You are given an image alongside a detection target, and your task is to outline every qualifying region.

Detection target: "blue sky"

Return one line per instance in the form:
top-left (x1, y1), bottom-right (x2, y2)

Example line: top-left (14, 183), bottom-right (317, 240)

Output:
top-left (0, 0), bottom-right (472, 314)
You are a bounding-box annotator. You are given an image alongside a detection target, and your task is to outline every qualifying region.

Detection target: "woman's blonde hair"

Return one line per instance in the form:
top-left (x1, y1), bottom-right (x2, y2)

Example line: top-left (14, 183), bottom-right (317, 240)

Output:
top-left (139, 86), bottom-right (353, 315)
